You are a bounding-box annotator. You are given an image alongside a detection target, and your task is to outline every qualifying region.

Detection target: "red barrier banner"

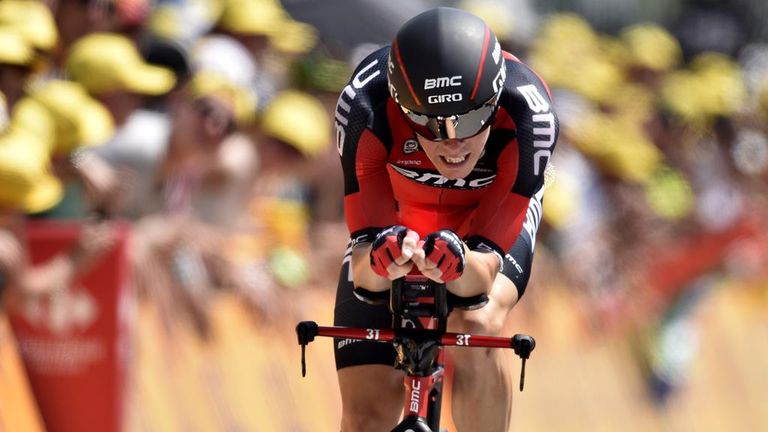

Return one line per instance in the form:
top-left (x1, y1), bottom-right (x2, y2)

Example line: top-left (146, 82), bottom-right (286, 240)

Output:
top-left (8, 220), bottom-right (134, 432)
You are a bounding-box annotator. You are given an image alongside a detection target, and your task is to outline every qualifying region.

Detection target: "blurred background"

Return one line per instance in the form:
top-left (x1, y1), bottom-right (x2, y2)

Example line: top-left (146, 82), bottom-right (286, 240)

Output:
top-left (0, 0), bottom-right (766, 431)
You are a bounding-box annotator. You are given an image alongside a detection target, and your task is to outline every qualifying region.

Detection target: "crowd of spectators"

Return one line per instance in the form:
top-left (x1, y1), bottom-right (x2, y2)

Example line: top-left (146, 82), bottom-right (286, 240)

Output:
top-left (0, 0), bottom-right (340, 339)
top-left (1, 0), bottom-right (767, 409)
top-left (490, 4), bottom-right (768, 402)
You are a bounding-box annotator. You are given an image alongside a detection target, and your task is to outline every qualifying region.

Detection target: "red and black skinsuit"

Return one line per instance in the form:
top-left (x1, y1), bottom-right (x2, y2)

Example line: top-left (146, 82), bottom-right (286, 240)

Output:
top-left (333, 46), bottom-right (559, 369)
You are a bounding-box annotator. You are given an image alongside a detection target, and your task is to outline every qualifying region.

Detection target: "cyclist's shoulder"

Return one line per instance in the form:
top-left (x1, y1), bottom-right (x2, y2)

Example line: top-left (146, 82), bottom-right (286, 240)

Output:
top-left (499, 51), bottom-right (554, 109)
top-left (337, 46), bottom-right (391, 119)
top-left (336, 46), bottom-right (395, 156)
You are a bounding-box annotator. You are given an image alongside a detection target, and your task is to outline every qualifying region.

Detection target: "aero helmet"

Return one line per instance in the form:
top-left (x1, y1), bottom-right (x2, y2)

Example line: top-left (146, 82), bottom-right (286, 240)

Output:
top-left (388, 7), bottom-right (506, 140)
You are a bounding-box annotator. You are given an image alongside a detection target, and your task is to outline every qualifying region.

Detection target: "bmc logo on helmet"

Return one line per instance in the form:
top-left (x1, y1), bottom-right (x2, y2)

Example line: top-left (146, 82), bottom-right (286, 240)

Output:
top-left (427, 93), bottom-right (463, 104)
top-left (424, 75), bottom-right (462, 89)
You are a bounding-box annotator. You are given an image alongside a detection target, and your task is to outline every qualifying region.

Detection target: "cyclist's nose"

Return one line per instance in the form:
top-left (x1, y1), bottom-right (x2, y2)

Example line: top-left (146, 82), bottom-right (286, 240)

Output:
top-left (444, 117), bottom-right (457, 139)
top-left (440, 139), bottom-right (464, 149)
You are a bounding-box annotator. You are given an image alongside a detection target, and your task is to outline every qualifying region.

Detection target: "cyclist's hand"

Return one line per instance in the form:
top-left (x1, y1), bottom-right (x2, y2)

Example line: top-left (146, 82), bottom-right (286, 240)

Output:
top-left (370, 225), bottom-right (420, 280)
top-left (413, 229), bottom-right (466, 283)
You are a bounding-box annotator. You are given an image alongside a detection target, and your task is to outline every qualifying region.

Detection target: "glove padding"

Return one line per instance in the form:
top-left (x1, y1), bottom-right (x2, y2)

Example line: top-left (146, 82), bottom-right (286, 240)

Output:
top-left (370, 225), bottom-right (411, 278)
top-left (422, 230), bottom-right (466, 282)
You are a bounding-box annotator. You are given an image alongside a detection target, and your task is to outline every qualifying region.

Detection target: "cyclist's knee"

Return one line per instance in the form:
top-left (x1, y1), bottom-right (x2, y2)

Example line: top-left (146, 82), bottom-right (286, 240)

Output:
top-left (450, 307), bottom-right (504, 336)
top-left (338, 365), bottom-right (402, 430)
top-left (341, 416), bottom-right (397, 431)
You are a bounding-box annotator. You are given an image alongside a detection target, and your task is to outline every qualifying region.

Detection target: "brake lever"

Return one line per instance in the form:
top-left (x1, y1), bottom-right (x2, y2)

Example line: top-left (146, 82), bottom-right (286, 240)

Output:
top-left (296, 322), bottom-right (319, 377)
top-left (512, 334), bottom-right (536, 391)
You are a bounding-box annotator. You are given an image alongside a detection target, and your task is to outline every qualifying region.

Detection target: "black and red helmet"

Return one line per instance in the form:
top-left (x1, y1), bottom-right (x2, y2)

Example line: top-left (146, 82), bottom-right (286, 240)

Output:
top-left (388, 7), bottom-right (506, 140)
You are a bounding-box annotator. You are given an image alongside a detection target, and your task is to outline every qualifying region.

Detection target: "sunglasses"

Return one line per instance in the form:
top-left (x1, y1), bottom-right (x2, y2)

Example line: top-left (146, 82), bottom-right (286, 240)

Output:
top-left (400, 92), bottom-right (500, 141)
top-left (192, 98), bottom-right (236, 134)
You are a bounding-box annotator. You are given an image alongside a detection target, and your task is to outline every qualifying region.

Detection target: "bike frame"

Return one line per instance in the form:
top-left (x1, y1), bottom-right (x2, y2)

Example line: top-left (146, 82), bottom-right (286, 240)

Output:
top-left (296, 276), bottom-right (534, 432)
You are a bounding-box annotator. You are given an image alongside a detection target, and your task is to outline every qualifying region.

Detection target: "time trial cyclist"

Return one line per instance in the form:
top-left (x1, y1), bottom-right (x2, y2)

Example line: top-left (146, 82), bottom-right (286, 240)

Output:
top-left (333, 7), bottom-right (559, 431)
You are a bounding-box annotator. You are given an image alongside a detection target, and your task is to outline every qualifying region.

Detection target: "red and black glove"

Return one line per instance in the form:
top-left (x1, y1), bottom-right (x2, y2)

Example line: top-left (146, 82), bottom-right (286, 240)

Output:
top-left (422, 230), bottom-right (466, 282)
top-left (370, 225), bottom-right (411, 278)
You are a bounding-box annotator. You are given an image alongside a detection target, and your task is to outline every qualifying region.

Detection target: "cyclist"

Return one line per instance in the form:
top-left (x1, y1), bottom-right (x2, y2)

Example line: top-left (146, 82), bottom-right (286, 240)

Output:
top-left (334, 7), bottom-right (558, 431)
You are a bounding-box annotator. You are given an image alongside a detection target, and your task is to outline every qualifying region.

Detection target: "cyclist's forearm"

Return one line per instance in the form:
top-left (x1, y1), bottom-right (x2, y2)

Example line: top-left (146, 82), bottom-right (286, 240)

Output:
top-left (447, 250), bottom-right (499, 297)
top-left (351, 244), bottom-right (392, 292)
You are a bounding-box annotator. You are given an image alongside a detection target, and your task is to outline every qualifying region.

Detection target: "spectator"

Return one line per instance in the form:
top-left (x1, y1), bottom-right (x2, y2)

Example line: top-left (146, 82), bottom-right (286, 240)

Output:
top-left (86, 69), bottom-right (255, 223)
top-left (62, 32), bottom-right (175, 218)
top-left (65, 32), bottom-right (176, 127)
top-left (0, 127), bottom-right (59, 305)
top-left (213, 0), bottom-right (318, 105)
top-left (52, 0), bottom-right (151, 59)
top-left (84, 68), bottom-right (259, 338)
top-left (0, 0), bottom-right (58, 85)
top-left (0, 126), bottom-right (114, 307)
top-left (249, 89), bottom-right (335, 288)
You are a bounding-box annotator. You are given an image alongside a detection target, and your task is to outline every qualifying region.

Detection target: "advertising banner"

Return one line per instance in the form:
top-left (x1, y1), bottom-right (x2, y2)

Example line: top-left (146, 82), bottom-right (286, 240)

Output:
top-left (9, 220), bottom-right (133, 432)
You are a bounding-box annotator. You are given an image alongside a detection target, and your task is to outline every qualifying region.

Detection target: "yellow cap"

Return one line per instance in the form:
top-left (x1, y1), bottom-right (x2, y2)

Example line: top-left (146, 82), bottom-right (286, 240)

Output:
top-left (457, 0), bottom-right (515, 41)
top-left (218, 0), bottom-right (317, 54)
top-left (568, 111), bottom-right (662, 183)
top-left (260, 90), bottom-right (331, 158)
top-left (218, 0), bottom-right (281, 36)
top-left (0, 28), bottom-right (35, 66)
top-left (542, 174), bottom-right (578, 229)
top-left (9, 96), bottom-right (56, 153)
top-left (660, 70), bottom-right (703, 125)
top-left (147, 5), bottom-right (178, 40)
top-left (605, 82), bottom-right (655, 124)
top-left (0, 128), bottom-right (62, 213)
top-left (535, 13), bottom-right (598, 48)
top-left (66, 33), bottom-right (176, 96)
top-left (0, 0), bottom-right (58, 52)
top-left (661, 53), bottom-right (746, 126)
top-left (690, 52), bottom-right (746, 118)
top-left (30, 80), bottom-right (115, 155)
top-left (269, 20), bottom-right (317, 55)
top-left (571, 53), bottom-right (624, 103)
top-left (644, 165), bottom-right (694, 220)
top-left (620, 23), bottom-right (681, 72)
top-left (529, 14), bottom-right (620, 101)
top-left (186, 70), bottom-right (257, 124)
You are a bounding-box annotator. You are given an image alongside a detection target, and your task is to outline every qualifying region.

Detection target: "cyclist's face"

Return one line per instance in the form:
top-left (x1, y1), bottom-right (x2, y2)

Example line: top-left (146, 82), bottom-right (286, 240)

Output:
top-left (416, 127), bottom-right (491, 180)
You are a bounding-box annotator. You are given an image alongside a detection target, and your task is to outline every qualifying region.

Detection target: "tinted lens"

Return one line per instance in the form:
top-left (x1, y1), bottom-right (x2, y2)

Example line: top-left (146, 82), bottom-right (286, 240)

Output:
top-left (402, 94), bottom-right (499, 141)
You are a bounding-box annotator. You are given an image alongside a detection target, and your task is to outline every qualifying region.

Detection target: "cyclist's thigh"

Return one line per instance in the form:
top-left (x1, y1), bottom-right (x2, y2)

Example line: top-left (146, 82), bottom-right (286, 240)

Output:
top-left (333, 258), bottom-right (396, 369)
top-left (334, 257), bottom-right (403, 426)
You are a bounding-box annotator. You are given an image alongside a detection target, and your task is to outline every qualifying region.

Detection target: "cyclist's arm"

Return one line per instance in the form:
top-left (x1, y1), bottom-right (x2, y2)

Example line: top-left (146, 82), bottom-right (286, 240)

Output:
top-left (351, 243), bottom-right (394, 292)
top-left (447, 248), bottom-right (501, 297)
top-left (342, 126), bottom-right (404, 290)
top-left (470, 60), bottom-right (558, 259)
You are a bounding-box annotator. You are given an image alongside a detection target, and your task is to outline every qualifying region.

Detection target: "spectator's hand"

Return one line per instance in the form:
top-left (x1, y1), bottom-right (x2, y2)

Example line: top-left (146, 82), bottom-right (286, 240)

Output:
top-left (71, 220), bottom-right (118, 271)
top-left (369, 225), bottom-right (419, 280)
top-left (72, 151), bottom-right (127, 214)
top-left (412, 229), bottom-right (466, 283)
top-left (14, 220), bottom-right (117, 300)
top-left (0, 229), bottom-right (22, 302)
top-left (134, 215), bottom-right (184, 257)
top-left (0, 229), bottom-right (23, 275)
